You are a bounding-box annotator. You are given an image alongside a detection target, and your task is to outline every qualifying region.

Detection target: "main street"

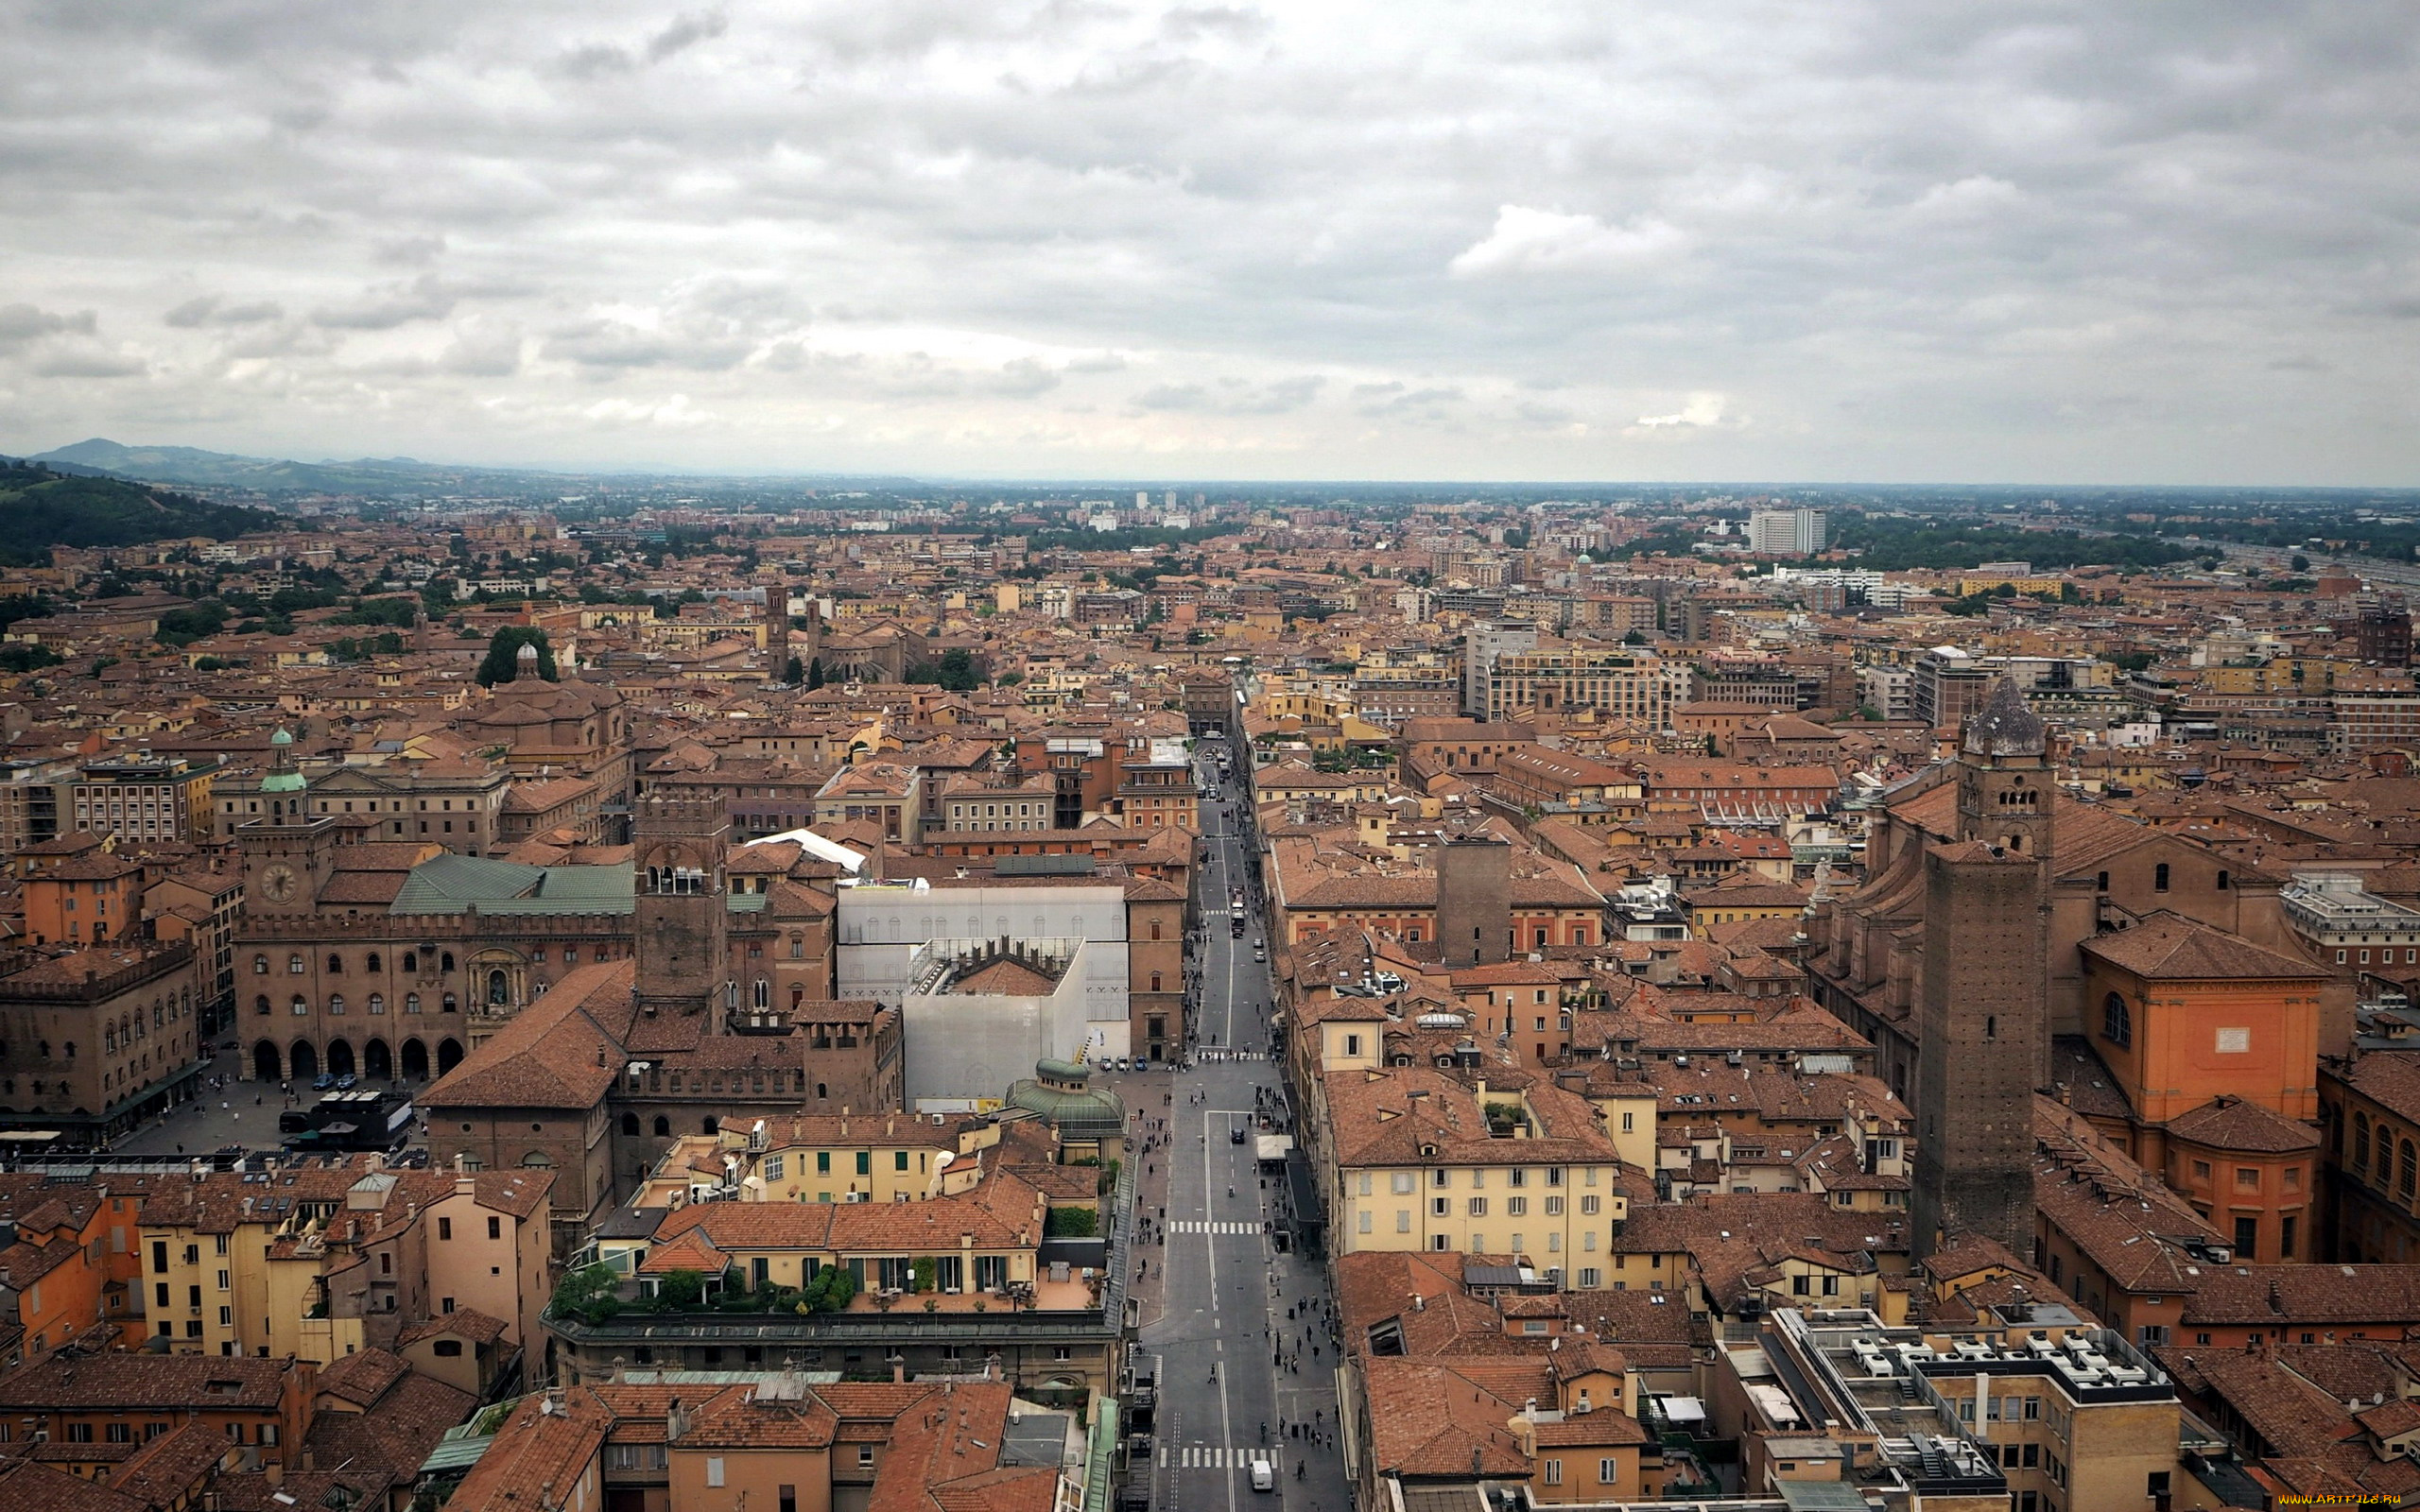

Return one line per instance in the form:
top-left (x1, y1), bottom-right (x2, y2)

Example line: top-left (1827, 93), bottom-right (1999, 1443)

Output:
top-left (1130, 747), bottom-right (1351, 1512)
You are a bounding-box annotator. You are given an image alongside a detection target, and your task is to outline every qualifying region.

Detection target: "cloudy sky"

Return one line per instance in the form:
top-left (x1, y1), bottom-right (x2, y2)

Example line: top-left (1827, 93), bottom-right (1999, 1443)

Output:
top-left (1, 2), bottom-right (2414, 483)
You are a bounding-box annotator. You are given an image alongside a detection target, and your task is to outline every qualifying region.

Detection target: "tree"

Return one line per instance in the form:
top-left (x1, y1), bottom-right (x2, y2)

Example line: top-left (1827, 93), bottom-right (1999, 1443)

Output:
top-left (1621, 628), bottom-right (1648, 645)
top-left (651, 1268), bottom-right (705, 1312)
top-left (475, 627), bottom-right (558, 687)
top-left (782, 655), bottom-right (804, 684)
top-left (0, 643), bottom-right (60, 673)
top-left (806, 657), bottom-right (826, 690)
top-left (2291, 553), bottom-right (2312, 572)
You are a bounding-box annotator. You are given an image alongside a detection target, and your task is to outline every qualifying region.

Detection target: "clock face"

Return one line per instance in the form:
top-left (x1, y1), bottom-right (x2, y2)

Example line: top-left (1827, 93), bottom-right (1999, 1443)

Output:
top-left (261, 864), bottom-right (298, 903)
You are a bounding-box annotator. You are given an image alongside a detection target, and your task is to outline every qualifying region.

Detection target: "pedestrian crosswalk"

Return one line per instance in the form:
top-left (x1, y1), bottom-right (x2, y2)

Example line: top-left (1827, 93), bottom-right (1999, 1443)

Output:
top-left (1170, 1219), bottom-right (1261, 1234)
top-left (1160, 1445), bottom-right (1280, 1469)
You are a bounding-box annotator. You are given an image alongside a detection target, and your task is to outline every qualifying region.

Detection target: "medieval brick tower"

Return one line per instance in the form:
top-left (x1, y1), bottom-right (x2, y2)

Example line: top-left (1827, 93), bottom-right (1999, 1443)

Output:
top-left (764, 577), bottom-right (789, 682)
top-left (634, 791), bottom-right (732, 1022)
top-left (1911, 679), bottom-right (2052, 1259)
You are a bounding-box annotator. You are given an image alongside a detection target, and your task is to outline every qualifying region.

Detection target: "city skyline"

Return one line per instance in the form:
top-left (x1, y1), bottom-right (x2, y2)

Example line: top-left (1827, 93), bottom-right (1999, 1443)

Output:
top-left (4, 2), bottom-right (2416, 485)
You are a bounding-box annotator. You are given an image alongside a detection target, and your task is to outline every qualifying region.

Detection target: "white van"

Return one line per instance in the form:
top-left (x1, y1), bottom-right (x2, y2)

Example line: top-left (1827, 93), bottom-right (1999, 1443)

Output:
top-left (1249, 1456), bottom-right (1275, 1492)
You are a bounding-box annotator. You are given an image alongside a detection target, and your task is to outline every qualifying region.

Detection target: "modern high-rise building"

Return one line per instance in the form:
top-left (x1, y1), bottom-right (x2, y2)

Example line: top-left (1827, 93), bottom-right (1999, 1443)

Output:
top-left (1748, 507), bottom-right (1827, 556)
top-left (1461, 619), bottom-right (1538, 716)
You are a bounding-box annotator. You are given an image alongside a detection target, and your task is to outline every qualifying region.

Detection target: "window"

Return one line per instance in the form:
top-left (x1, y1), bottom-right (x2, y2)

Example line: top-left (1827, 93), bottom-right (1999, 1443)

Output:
top-left (2402, 1139), bottom-right (2415, 1199)
top-left (1542, 1460), bottom-right (1562, 1486)
top-left (2154, 862), bottom-right (2169, 891)
top-left (706, 1458), bottom-right (726, 1488)
top-left (895, 1150), bottom-right (909, 1172)
top-left (488, 1216), bottom-right (501, 1240)
top-left (2100, 992), bottom-right (2130, 1048)
top-left (2358, 1113), bottom-right (2373, 1172)
top-left (2235, 1216), bottom-right (2258, 1254)
top-left (1432, 1197), bottom-right (1450, 1217)
top-left (2281, 1213), bottom-right (2298, 1259)
top-left (439, 1217), bottom-right (453, 1241)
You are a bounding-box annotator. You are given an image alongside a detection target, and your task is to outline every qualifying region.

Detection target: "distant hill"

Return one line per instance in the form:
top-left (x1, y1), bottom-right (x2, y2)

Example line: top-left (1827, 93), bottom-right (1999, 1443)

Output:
top-left (0, 460), bottom-right (287, 565)
top-left (26, 437), bottom-right (921, 499)
top-left (28, 438), bottom-right (485, 496)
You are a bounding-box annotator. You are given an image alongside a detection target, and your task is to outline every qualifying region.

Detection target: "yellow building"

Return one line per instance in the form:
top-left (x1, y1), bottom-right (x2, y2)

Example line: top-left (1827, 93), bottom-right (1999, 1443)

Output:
top-left (635, 1115), bottom-right (1003, 1208)
top-left (1322, 1059), bottom-right (1629, 1267)
top-left (137, 1160), bottom-right (553, 1368)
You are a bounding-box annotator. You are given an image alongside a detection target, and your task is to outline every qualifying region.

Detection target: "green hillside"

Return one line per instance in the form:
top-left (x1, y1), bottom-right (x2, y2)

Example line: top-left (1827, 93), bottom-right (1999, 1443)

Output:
top-left (0, 460), bottom-right (286, 565)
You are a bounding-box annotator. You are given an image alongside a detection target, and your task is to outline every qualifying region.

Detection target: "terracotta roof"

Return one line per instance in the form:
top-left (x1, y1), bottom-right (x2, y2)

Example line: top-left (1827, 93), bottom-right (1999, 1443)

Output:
top-left (2164, 1095), bottom-right (2321, 1154)
top-left (0, 1351), bottom-right (295, 1412)
top-left (418, 959), bottom-right (630, 1109)
top-left (2080, 913), bottom-right (2327, 981)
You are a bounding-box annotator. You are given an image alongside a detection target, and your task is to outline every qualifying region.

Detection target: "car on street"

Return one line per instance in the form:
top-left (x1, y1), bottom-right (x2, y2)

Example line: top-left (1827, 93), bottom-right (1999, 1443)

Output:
top-left (1230, 1121), bottom-right (1248, 1144)
top-left (312, 1073), bottom-right (335, 1091)
top-left (1249, 1456), bottom-right (1275, 1492)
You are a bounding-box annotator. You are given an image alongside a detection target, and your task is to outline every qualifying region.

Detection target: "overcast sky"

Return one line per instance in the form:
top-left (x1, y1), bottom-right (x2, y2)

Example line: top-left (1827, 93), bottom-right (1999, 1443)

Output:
top-left (1, 2), bottom-right (2414, 484)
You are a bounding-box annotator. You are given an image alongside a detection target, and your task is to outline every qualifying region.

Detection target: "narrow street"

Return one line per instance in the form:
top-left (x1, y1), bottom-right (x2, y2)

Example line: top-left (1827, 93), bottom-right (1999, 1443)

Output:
top-left (1129, 749), bottom-right (1351, 1512)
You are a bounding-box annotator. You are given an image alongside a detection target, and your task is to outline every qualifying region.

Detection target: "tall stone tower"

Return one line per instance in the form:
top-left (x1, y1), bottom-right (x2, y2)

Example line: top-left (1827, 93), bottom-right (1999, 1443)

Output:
top-left (764, 578), bottom-right (789, 681)
top-left (1435, 837), bottom-right (1512, 970)
top-left (1911, 679), bottom-right (2052, 1258)
top-left (633, 792), bottom-right (732, 1021)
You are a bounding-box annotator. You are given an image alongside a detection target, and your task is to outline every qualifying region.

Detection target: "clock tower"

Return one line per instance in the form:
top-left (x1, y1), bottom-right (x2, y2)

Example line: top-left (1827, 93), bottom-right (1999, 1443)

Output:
top-left (238, 728), bottom-right (337, 918)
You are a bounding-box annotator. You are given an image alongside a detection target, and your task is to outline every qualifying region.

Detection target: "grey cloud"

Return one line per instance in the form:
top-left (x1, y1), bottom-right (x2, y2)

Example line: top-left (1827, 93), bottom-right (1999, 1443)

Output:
top-left (543, 318), bottom-right (751, 371)
top-left (645, 9), bottom-right (727, 62)
top-left (0, 303), bottom-right (97, 345)
top-left (441, 325), bottom-right (525, 376)
top-left (1162, 8), bottom-right (1271, 43)
top-left (375, 234), bottom-right (448, 266)
top-left (310, 276), bottom-right (458, 331)
top-left (985, 358), bottom-right (1061, 397)
top-left (33, 349), bottom-right (147, 378)
top-left (559, 9), bottom-right (725, 76)
top-left (1136, 376), bottom-right (1322, 415)
top-left (556, 43), bottom-right (635, 77)
top-left (164, 296), bottom-right (285, 327)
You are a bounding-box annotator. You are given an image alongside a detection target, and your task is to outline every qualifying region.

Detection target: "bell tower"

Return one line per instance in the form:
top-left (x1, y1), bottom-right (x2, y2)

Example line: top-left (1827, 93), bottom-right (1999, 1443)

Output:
top-left (633, 791), bottom-right (732, 1020)
top-left (764, 576), bottom-right (789, 682)
top-left (1955, 678), bottom-right (2054, 859)
top-left (238, 728), bottom-right (336, 918)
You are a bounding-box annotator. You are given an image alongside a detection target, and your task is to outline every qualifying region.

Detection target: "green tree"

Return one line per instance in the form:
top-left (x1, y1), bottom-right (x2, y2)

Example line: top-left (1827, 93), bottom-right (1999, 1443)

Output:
top-left (475, 627), bottom-right (559, 686)
top-left (2291, 553), bottom-right (2311, 572)
top-left (1046, 1206), bottom-right (1099, 1237)
top-left (652, 1268), bottom-right (705, 1312)
top-left (783, 655), bottom-right (804, 684)
top-left (0, 643), bottom-right (61, 673)
top-left (806, 657), bottom-right (826, 690)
